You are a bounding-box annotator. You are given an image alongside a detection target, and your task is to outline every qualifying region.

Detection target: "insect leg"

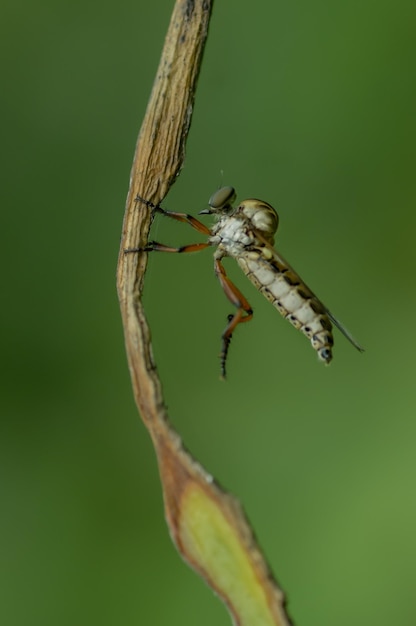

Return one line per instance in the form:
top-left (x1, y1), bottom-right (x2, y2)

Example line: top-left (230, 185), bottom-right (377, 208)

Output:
top-left (125, 241), bottom-right (211, 254)
top-left (157, 210), bottom-right (211, 235)
top-left (214, 259), bottom-right (253, 379)
top-left (135, 195), bottom-right (211, 235)
top-left (221, 313), bottom-right (236, 381)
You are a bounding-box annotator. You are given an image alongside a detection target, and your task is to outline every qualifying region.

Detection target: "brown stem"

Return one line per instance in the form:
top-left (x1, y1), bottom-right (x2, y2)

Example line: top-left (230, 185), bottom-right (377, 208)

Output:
top-left (116, 2), bottom-right (293, 624)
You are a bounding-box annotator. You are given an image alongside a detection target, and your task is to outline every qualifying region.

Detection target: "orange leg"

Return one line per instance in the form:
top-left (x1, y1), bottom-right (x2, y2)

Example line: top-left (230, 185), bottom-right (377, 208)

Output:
top-left (125, 196), bottom-right (212, 254)
top-left (128, 195), bottom-right (252, 378)
top-left (125, 241), bottom-right (211, 254)
top-left (214, 259), bottom-right (253, 379)
top-left (135, 195), bottom-right (211, 235)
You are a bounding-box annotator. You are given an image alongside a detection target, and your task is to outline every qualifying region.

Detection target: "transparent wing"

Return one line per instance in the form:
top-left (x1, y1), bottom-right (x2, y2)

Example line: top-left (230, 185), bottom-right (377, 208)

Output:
top-left (326, 310), bottom-right (364, 352)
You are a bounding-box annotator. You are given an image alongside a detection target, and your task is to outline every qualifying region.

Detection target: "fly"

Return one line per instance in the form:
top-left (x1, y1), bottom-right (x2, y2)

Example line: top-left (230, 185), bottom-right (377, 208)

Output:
top-left (126, 186), bottom-right (364, 378)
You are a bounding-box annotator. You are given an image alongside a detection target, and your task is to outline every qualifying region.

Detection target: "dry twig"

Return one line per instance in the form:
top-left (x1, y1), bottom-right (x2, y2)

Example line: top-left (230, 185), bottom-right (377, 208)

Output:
top-left (117, 1), bottom-right (293, 624)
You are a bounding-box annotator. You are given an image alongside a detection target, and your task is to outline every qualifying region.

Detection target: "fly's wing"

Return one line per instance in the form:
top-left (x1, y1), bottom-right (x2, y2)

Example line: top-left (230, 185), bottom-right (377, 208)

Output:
top-left (251, 228), bottom-right (364, 353)
top-left (326, 311), bottom-right (364, 352)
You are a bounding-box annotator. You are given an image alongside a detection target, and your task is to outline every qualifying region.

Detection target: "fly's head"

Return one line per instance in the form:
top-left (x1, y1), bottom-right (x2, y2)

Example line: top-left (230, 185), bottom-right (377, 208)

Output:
top-left (200, 186), bottom-right (279, 245)
top-left (199, 186), bottom-right (237, 218)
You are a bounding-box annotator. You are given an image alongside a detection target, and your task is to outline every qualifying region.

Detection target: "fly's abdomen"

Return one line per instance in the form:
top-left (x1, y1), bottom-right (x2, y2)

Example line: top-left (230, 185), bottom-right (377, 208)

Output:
top-left (237, 252), bottom-right (334, 364)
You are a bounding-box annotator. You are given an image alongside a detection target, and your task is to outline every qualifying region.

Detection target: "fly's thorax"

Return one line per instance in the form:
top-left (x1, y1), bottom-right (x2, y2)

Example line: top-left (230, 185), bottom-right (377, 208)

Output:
top-left (210, 214), bottom-right (254, 257)
top-left (236, 199), bottom-right (278, 244)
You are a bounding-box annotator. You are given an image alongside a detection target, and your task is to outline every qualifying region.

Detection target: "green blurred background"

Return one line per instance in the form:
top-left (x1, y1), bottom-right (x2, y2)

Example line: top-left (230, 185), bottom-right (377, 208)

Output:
top-left (2, 0), bottom-right (416, 624)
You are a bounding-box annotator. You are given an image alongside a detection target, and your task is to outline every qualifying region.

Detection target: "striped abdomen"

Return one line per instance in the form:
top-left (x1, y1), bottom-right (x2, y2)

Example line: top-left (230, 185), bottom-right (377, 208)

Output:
top-left (237, 249), bottom-right (334, 364)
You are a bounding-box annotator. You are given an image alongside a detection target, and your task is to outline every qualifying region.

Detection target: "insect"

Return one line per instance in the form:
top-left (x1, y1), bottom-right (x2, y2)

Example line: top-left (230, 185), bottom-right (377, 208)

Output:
top-left (126, 186), bottom-right (364, 378)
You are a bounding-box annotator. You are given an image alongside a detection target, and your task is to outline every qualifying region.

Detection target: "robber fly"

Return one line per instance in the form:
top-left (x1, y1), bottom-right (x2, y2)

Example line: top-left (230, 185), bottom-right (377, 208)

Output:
top-left (126, 186), bottom-right (364, 378)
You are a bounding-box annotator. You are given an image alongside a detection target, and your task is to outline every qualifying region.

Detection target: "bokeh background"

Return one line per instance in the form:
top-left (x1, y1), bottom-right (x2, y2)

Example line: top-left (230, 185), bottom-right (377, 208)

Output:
top-left (2, 0), bottom-right (416, 624)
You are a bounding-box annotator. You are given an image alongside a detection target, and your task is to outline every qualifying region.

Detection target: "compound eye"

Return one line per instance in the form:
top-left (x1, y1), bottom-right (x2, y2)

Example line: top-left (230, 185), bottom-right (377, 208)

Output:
top-left (208, 186), bottom-right (236, 211)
